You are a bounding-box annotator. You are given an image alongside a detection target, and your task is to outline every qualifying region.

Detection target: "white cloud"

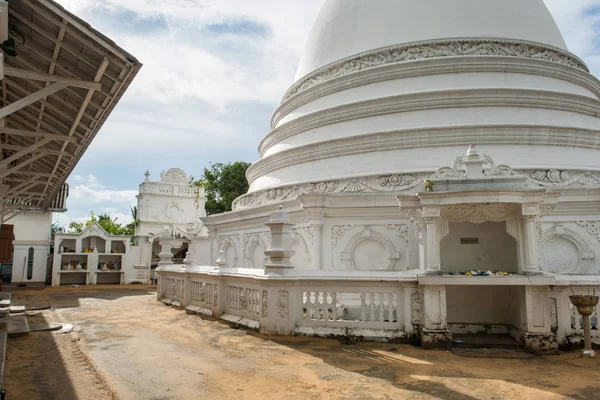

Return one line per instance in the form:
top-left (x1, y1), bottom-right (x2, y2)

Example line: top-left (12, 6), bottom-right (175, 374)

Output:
top-left (53, 175), bottom-right (137, 229)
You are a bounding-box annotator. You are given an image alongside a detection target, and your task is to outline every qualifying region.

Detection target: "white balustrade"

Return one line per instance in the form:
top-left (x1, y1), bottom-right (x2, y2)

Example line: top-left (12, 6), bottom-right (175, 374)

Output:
top-left (226, 285), bottom-right (261, 316)
top-left (191, 280), bottom-right (218, 308)
top-left (300, 290), bottom-right (401, 329)
top-left (164, 277), bottom-right (185, 302)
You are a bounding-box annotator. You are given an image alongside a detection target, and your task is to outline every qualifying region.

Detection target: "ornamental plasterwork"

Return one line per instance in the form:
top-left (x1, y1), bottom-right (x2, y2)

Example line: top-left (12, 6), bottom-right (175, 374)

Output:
top-left (232, 174), bottom-right (423, 211)
top-left (431, 152), bottom-right (517, 179)
top-left (291, 226), bottom-right (314, 246)
top-left (529, 170), bottom-right (600, 187)
top-left (278, 290), bottom-right (289, 319)
top-left (537, 205), bottom-right (557, 240)
top-left (243, 233), bottom-right (268, 265)
top-left (285, 39), bottom-right (587, 101)
top-left (403, 209), bottom-right (424, 244)
top-left (441, 204), bottom-right (516, 224)
top-left (331, 225), bottom-right (354, 248)
top-left (576, 221), bottom-right (600, 243)
top-left (385, 223), bottom-right (409, 238)
top-left (410, 292), bottom-right (424, 326)
top-left (539, 225), bottom-right (595, 274)
top-left (341, 228), bottom-right (400, 271)
top-left (160, 168), bottom-right (188, 183)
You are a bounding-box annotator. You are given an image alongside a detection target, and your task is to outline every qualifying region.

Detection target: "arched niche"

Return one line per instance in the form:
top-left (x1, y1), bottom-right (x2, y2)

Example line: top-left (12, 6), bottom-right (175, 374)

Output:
top-left (290, 231), bottom-right (311, 269)
top-left (245, 234), bottom-right (268, 269)
top-left (219, 236), bottom-right (239, 268)
top-left (539, 225), bottom-right (594, 274)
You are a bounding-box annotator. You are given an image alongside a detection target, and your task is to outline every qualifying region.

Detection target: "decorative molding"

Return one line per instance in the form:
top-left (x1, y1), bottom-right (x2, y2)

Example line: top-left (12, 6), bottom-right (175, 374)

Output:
top-left (431, 152), bottom-right (517, 179)
top-left (278, 290), bottom-right (289, 319)
top-left (530, 170), bottom-right (600, 186)
top-left (410, 292), bottom-right (424, 326)
top-left (160, 168), bottom-right (188, 183)
top-left (218, 234), bottom-right (241, 267)
top-left (385, 223), bottom-right (409, 238)
top-left (233, 174), bottom-right (422, 211)
top-left (341, 228), bottom-right (400, 271)
top-left (539, 225), bottom-right (595, 274)
top-left (441, 204), bottom-right (516, 224)
top-left (292, 226), bottom-right (315, 246)
top-left (331, 225), bottom-right (354, 248)
top-left (262, 290), bottom-right (268, 318)
top-left (537, 205), bottom-right (557, 240)
top-left (576, 221), bottom-right (600, 243)
top-left (243, 233), bottom-right (268, 268)
top-left (290, 230), bottom-right (312, 264)
top-left (403, 209), bottom-right (424, 244)
top-left (285, 39), bottom-right (587, 101)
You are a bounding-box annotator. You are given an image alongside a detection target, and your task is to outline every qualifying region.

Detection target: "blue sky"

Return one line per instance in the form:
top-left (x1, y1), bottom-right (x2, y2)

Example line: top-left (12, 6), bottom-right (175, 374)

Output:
top-left (52, 0), bottom-right (600, 228)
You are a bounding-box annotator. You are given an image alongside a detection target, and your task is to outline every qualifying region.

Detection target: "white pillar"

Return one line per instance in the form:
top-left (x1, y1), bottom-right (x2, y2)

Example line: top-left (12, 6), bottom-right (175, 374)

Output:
top-left (264, 208), bottom-right (295, 269)
top-left (157, 227), bottom-right (173, 266)
top-left (424, 217), bottom-right (441, 275)
top-left (521, 215), bottom-right (542, 275)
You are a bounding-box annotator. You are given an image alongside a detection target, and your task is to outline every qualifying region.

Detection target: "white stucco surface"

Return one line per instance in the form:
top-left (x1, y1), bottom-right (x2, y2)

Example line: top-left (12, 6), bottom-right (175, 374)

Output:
top-left (295, 0), bottom-right (568, 80)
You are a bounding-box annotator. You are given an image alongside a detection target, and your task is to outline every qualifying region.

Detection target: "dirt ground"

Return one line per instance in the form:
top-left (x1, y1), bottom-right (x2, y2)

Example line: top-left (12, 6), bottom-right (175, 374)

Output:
top-left (3, 286), bottom-right (600, 400)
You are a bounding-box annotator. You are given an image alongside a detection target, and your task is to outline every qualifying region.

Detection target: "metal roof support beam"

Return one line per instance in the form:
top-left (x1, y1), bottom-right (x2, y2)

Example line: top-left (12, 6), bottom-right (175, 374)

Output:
top-left (0, 153), bottom-right (45, 180)
top-left (0, 137), bottom-right (52, 170)
top-left (4, 67), bottom-right (102, 91)
top-left (0, 127), bottom-right (77, 143)
top-left (0, 83), bottom-right (68, 119)
top-left (2, 181), bottom-right (37, 200)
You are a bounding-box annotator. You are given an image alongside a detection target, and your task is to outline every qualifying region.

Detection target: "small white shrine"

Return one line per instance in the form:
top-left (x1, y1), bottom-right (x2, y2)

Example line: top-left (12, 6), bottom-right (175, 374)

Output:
top-left (52, 222), bottom-right (133, 286)
top-left (156, 0), bottom-right (600, 353)
top-left (131, 168), bottom-right (209, 283)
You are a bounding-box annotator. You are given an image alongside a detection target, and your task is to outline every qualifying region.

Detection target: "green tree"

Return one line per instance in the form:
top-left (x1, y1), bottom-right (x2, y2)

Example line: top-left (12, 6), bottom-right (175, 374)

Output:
top-left (51, 223), bottom-right (65, 234)
top-left (193, 161), bottom-right (251, 215)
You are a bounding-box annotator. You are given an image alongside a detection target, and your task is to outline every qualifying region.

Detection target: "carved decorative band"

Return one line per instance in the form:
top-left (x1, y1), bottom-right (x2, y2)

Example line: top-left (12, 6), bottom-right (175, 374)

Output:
top-left (232, 168), bottom-right (600, 211)
top-left (285, 39), bottom-right (587, 101)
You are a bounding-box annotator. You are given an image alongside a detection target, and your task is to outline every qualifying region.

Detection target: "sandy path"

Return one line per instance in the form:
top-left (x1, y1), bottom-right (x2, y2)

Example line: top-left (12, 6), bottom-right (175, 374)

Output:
top-left (4, 286), bottom-right (600, 400)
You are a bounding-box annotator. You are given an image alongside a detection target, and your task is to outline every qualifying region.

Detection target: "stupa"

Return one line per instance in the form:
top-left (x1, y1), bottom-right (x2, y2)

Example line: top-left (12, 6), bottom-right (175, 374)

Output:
top-left (157, 0), bottom-right (600, 351)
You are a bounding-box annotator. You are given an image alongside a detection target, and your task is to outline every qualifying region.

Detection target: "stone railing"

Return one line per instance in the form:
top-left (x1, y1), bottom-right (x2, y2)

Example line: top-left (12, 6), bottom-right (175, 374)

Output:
top-left (156, 265), bottom-right (416, 339)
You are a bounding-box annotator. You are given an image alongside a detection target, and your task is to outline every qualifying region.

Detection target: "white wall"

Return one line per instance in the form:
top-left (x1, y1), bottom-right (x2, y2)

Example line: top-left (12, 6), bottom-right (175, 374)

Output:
top-left (441, 221), bottom-right (518, 273)
top-left (447, 286), bottom-right (519, 325)
top-left (9, 211), bottom-right (52, 284)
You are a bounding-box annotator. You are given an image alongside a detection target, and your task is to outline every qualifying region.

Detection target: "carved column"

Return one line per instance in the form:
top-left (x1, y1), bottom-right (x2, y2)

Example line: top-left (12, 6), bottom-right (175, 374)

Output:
top-left (521, 215), bottom-right (542, 275)
top-left (309, 211), bottom-right (323, 270)
top-left (424, 217), bottom-right (441, 275)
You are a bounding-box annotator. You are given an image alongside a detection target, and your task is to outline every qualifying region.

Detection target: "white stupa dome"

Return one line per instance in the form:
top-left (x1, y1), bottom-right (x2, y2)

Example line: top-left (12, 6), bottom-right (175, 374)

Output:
top-left (295, 0), bottom-right (568, 81)
top-left (238, 0), bottom-right (599, 205)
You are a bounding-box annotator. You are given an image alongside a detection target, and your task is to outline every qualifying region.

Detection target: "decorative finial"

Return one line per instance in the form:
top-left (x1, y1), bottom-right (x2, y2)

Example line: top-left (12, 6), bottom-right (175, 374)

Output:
top-left (466, 144), bottom-right (478, 157)
top-left (144, 170), bottom-right (150, 182)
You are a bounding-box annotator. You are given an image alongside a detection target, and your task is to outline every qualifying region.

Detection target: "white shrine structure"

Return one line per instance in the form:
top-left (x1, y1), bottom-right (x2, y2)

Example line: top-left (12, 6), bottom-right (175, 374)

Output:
top-left (156, 0), bottom-right (600, 352)
top-left (132, 168), bottom-right (209, 282)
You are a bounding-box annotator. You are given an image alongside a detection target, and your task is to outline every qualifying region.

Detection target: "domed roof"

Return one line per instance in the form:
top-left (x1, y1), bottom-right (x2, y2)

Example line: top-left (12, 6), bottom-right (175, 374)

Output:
top-left (294, 0), bottom-right (568, 81)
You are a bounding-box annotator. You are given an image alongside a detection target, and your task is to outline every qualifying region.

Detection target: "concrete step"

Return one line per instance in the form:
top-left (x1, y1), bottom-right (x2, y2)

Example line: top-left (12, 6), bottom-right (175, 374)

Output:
top-left (7, 314), bottom-right (29, 337)
top-left (452, 334), bottom-right (522, 350)
top-left (9, 304), bottom-right (25, 314)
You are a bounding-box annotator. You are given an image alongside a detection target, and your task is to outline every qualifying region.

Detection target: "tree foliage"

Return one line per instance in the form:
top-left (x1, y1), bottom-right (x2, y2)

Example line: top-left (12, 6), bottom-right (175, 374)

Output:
top-left (193, 161), bottom-right (251, 215)
top-left (67, 211), bottom-right (136, 236)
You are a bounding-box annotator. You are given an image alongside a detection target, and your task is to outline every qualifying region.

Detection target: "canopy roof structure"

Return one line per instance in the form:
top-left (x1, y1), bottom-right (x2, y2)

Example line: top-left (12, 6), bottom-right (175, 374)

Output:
top-left (0, 0), bottom-right (141, 219)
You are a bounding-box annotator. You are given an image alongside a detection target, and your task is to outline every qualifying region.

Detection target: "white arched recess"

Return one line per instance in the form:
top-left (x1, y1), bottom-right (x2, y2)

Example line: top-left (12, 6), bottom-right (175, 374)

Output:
top-left (438, 204), bottom-right (523, 273)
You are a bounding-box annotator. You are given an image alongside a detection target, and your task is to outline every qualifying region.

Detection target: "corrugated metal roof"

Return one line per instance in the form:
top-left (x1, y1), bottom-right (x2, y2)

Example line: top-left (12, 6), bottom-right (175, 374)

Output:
top-left (0, 0), bottom-right (141, 214)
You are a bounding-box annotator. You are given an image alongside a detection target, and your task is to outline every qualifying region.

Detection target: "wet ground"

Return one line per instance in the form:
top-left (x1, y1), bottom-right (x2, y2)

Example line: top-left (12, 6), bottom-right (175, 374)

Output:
top-left (4, 285), bottom-right (600, 400)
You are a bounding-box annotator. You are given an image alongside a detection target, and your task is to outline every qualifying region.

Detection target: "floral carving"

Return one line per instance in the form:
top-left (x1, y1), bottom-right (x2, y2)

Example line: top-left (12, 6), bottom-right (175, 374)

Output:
top-left (385, 224), bottom-right (409, 238)
top-left (306, 181), bottom-right (338, 193)
top-left (530, 170), bottom-right (600, 186)
top-left (160, 168), bottom-right (188, 182)
top-left (377, 175), bottom-right (415, 187)
top-left (442, 204), bottom-right (516, 224)
top-left (403, 209), bottom-right (424, 244)
top-left (576, 221), bottom-right (600, 242)
top-left (331, 225), bottom-right (354, 248)
top-left (431, 152), bottom-right (516, 180)
top-left (278, 290), bottom-right (289, 319)
top-left (285, 39), bottom-right (587, 100)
